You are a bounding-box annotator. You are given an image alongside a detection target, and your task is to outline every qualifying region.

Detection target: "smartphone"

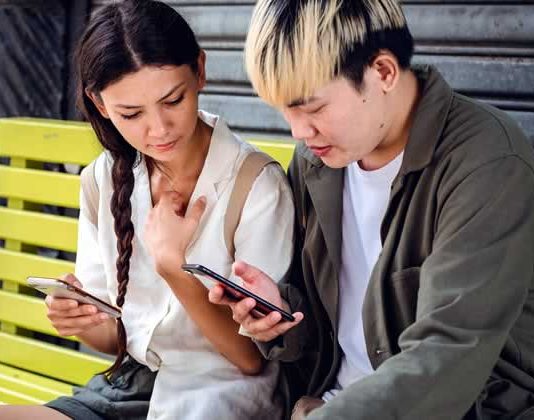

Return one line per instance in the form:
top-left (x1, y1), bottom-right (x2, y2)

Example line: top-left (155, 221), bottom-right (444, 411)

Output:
top-left (182, 264), bottom-right (295, 322)
top-left (27, 276), bottom-right (121, 319)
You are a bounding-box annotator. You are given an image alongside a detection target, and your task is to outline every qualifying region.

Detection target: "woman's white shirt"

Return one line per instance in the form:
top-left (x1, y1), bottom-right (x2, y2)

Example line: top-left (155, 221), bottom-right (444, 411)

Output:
top-left (75, 111), bottom-right (295, 419)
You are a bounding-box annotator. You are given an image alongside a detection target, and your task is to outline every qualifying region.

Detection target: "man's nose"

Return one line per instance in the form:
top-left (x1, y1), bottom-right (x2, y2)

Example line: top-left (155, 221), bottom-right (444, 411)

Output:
top-left (286, 112), bottom-right (317, 141)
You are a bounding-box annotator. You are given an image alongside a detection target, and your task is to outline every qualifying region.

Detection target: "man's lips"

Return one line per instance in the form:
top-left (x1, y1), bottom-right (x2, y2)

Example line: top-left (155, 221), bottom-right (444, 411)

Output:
top-left (308, 145), bottom-right (332, 157)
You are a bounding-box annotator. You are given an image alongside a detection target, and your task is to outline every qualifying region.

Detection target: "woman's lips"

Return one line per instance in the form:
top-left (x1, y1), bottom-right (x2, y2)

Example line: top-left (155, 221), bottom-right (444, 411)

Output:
top-left (151, 140), bottom-right (177, 152)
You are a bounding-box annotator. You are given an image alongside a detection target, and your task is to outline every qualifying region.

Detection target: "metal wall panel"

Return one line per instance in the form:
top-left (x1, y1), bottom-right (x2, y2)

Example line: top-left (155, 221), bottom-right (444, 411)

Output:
top-left (93, 0), bottom-right (534, 142)
top-left (0, 1), bottom-right (65, 118)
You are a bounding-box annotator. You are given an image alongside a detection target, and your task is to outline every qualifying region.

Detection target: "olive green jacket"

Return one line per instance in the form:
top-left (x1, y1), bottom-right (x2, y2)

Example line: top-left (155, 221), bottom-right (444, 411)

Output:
top-left (261, 66), bottom-right (534, 420)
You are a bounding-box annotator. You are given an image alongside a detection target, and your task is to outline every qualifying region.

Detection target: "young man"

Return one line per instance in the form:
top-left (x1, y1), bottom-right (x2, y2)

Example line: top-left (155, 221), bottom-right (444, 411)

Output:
top-left (209, 1), bottom-right (534, 418)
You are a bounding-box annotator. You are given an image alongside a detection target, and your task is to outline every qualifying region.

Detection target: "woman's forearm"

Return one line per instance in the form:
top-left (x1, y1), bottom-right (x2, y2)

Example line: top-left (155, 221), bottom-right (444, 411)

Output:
top-left (77, 317), bottom-right (119, 355)
top-left (161, 267), bottom-right (264, 375)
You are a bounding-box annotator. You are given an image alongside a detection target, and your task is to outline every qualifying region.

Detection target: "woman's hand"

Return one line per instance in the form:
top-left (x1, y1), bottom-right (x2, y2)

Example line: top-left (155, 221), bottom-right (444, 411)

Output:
top-left (45, 273), bottom-right (110, 337)
top-left (144, 191), bottom-right (206, 276)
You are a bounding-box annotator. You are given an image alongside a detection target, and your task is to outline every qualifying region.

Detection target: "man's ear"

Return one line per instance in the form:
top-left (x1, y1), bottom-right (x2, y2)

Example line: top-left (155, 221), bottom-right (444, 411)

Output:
top-left (85, 88), bottom-right (110, 119)
top-left (370, 52), bottom-right (400, 94)
top-left (196, 50), bottom-right (207, 90)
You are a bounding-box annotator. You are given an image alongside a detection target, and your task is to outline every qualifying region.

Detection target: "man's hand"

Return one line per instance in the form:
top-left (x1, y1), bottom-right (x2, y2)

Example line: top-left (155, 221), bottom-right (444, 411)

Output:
top-left (208, 261), bottom-right (304, 342)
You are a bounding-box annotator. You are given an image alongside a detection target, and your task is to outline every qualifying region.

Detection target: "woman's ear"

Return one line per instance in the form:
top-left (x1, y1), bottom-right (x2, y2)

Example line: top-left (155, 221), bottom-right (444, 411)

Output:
top-left (196, 50), bottom-right (207, 90)
top-left (85, 88), bottom-right (110, 119)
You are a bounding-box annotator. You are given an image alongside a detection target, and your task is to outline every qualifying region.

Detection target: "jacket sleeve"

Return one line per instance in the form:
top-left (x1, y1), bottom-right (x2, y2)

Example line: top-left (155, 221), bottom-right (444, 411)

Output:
top-left (255, 150), bottom-right (317, 362)
top-left (309, 155), bottom-right (534, 419)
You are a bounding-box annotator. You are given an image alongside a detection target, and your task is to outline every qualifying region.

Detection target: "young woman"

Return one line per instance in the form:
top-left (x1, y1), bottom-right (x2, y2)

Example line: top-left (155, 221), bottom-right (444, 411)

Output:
top-left (0, 1), bottom-right (295, 419)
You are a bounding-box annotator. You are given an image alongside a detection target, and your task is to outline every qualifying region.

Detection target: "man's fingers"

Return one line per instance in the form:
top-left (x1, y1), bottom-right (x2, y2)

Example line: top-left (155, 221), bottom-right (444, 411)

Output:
top-left (243, 311), bottom-right (303, 337)
top-left (208, 284), bottom-right (235, 305)
top-left (233, 261), bottom-right (271, 286)
top-left (251, 313), bottom-right (304, 342)
top-left (231, 298), bottom-right (258, 324)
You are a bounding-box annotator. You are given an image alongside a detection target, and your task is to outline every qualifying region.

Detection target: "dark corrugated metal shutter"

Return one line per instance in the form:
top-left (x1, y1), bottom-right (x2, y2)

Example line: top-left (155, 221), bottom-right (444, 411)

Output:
top-left (0, 0), bottom-right (66, 118)
top-left (0, 0), bottom-right (90, 119)
top-left (92, 1), bottom-right (534, 143)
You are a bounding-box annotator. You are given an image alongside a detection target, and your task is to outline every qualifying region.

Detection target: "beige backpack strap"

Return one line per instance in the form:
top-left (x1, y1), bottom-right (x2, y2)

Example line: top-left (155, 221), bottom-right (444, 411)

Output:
top-left (224, 151), bottom-right (277, 259)
top-left (80, 160), bottom-right (99, 228)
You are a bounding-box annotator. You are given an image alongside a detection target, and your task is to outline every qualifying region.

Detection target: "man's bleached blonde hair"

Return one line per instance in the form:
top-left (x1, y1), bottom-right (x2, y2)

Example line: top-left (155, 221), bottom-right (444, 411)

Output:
top-left (245, 0), bottom-right (413, 107)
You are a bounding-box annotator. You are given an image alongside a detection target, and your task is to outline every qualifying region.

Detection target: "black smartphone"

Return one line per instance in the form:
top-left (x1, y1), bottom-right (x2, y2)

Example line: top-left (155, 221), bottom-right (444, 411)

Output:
top-left (182, 264), bottom-right (295, 322)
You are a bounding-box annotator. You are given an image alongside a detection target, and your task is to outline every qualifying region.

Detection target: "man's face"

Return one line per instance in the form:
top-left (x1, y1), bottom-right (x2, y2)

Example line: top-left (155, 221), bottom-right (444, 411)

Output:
top-left (282, 69), bottom-right (390, 169)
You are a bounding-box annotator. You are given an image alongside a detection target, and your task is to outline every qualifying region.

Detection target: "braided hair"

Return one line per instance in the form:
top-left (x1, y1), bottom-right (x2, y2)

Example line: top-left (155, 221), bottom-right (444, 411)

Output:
top-left (74, 0), bottom-right (200, 375)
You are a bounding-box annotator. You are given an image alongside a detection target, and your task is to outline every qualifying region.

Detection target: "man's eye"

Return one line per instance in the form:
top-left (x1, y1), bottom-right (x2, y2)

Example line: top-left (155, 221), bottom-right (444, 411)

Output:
top-left (120, 112), bottom-right (141, 120)
top-left (309, 104), bottom-right (325, 114)
top-left (166, 95), bottom-right (184, 106)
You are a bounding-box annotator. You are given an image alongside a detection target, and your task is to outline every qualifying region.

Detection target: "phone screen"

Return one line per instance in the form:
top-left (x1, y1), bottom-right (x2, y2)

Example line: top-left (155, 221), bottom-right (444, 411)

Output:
top-left (181, 264), bottom-right (295, 322)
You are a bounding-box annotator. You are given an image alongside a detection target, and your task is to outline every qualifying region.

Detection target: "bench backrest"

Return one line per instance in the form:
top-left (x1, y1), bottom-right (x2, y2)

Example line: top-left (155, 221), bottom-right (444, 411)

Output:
top-left (0, 117), bottom-right (295, 388)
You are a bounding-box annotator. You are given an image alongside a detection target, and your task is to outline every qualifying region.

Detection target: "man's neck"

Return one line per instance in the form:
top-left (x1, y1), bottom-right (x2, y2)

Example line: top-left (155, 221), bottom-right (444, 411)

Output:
top-left (359, 70), bottom-right (420, 171)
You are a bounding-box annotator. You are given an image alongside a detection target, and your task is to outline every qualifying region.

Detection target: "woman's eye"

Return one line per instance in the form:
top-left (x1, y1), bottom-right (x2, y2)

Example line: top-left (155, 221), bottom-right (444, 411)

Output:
top-left (166, 95), bottom-right (184, 106)
top-left (120, 112), bottom-right (141, 120)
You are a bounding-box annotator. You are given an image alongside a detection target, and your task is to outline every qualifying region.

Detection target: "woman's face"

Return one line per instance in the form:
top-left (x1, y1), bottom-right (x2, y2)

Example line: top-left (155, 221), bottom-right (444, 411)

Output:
top-left (89, 53), bottom-right (206, 164)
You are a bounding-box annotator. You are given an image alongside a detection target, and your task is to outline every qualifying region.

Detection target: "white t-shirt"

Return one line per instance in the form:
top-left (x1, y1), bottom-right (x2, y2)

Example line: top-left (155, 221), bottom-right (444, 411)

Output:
top-left (323, 152), bottom-right (403, 401)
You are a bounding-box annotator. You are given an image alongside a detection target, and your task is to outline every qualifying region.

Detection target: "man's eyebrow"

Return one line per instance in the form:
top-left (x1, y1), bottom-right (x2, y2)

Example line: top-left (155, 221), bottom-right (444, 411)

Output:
top-left (115, 82), bottom-right (186, 109)
top-left (287, 96), bottom-right (319, 108)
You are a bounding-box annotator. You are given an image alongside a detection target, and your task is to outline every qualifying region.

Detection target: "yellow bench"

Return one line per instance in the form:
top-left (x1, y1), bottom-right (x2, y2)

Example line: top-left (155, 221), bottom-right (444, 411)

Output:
top-left (0, 117), bottom-right (295, 404)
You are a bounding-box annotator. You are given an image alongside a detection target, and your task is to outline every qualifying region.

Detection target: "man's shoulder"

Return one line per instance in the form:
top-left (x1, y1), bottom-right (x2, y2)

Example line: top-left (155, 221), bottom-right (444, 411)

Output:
top-left (437, 92), bottom-right (534, 173)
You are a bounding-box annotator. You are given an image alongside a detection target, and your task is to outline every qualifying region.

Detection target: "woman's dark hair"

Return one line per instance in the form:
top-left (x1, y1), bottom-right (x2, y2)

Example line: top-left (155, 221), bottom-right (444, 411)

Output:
top-left (75, 0), bottom-right (200, 375)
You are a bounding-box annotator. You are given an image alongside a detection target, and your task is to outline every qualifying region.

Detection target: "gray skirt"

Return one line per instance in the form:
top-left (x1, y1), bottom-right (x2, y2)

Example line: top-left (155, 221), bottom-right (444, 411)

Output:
top-left (45, 356), bottom-right (156, 420)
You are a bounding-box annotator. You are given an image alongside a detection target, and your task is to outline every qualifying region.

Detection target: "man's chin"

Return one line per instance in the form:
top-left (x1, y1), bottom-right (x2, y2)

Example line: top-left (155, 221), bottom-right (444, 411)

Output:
top-left (320, 155), bottom-right (351, 169)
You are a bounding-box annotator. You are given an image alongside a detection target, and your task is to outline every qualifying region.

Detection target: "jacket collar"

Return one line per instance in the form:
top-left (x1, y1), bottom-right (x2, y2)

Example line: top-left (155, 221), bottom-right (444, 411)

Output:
top-left (399, 65), bottom-right (454, 177)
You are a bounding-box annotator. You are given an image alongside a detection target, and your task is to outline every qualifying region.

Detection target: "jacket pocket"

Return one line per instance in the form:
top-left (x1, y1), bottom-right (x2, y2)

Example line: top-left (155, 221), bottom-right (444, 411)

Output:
top-left (389, 267), bottom-right (421, 331)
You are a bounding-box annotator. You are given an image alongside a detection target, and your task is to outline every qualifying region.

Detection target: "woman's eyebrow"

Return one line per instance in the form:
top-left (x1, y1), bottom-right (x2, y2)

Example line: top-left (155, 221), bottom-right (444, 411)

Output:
top-left (115, 82), bottom-right (186, 109)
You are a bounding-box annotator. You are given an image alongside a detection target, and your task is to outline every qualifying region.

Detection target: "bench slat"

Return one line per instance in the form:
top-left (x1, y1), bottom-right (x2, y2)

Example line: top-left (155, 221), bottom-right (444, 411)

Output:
top-left (0, 290), bottom-right (78, 341)
top-left (0, 386), bottom-right (44, 405)
top-left (0, 332), bottom-right (109, 385)
top-left (0, 118), bottom-right (101, 165)
top-left (0, 249), bottom-right (74, 286)
top-left (0, 166), bottom-right (80, 208)
top-left (0, 364), bottom-right (71, 403)
top-left (0, 208), bottom-right (78, 252)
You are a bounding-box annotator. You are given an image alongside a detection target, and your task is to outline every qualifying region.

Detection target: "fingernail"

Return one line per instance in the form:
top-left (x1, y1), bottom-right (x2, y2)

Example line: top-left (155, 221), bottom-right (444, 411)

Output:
top-left (99, 313), bottom-right (108, 321)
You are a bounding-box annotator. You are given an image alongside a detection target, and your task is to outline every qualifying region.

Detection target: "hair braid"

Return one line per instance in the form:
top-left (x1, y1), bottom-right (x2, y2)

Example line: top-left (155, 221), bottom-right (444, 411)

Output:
top-left (104, 149), bottom-right (137, 376)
